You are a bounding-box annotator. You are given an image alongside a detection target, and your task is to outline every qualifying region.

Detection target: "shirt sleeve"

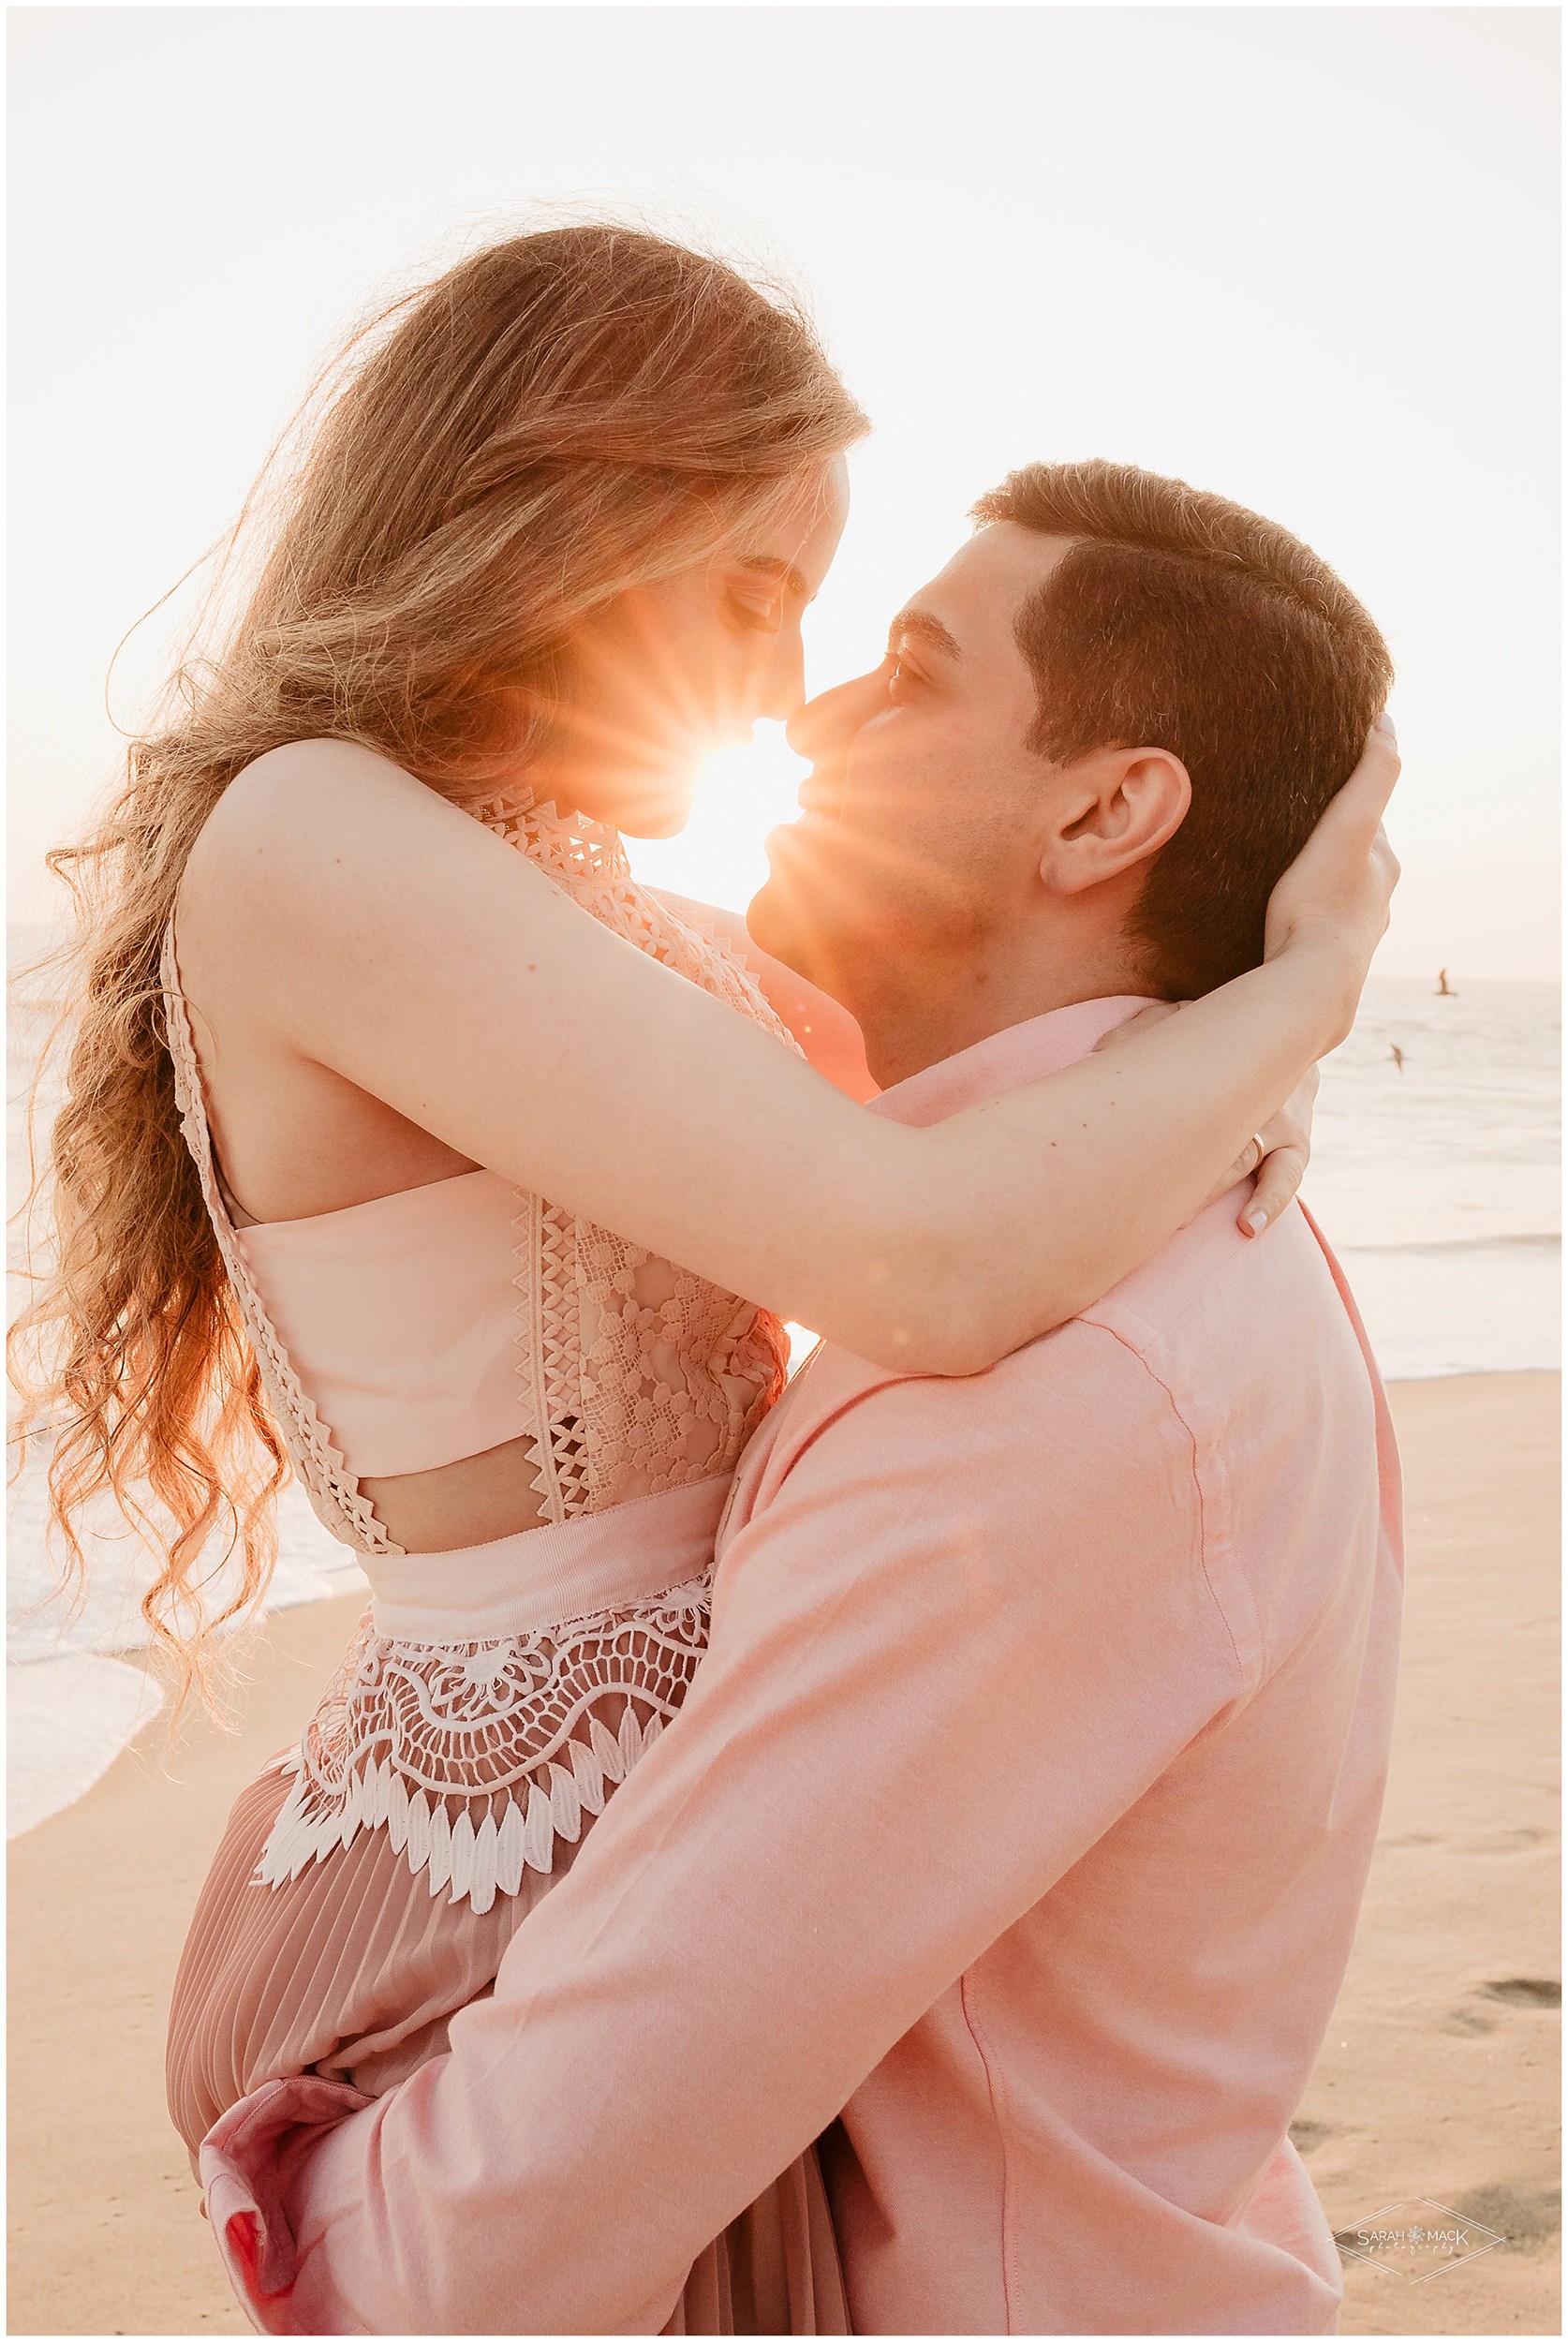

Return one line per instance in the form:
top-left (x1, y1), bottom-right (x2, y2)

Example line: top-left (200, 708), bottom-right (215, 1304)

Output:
top-left (209, 1325), bottom-right (1244, 2334)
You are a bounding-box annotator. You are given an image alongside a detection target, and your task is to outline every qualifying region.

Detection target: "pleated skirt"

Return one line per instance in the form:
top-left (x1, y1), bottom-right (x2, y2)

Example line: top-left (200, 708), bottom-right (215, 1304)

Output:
top-left (167, 1484), bottom-right (849, 2335)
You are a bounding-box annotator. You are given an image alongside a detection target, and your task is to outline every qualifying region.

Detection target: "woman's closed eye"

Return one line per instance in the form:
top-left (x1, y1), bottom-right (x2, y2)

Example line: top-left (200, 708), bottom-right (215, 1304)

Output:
top-left (727, 589), bottom-right (784, 636)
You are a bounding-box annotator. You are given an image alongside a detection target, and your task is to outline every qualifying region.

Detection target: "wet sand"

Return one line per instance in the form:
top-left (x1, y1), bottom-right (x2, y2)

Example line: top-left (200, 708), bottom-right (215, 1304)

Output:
top-left (7, 1373), bottom-right (1559, 2335)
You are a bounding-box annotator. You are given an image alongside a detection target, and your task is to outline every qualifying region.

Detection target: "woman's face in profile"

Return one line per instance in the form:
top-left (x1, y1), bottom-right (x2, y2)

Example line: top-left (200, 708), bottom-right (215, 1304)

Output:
top-left (558, 457), bottom-right (851, 837)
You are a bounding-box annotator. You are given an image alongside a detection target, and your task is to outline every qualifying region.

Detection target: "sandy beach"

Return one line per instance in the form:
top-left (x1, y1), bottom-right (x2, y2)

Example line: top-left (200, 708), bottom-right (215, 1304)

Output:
top-left (7, 1372), bottom-right (1559, 2337)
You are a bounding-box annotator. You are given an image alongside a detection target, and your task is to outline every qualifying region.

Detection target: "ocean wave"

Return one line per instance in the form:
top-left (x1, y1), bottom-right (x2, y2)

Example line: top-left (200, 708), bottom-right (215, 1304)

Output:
top-left (1337, 1232), bottom-right (1561, 1257)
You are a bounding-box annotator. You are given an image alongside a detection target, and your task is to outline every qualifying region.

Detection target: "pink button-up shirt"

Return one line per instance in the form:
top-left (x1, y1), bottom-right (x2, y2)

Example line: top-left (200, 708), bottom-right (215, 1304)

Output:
top-left (205, 998), bottom-right (1403, 2335)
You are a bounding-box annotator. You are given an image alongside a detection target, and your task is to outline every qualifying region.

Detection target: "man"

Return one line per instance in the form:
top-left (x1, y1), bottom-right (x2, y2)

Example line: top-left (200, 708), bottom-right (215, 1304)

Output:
top-left (205, 461), bottom-right (1402, 2334)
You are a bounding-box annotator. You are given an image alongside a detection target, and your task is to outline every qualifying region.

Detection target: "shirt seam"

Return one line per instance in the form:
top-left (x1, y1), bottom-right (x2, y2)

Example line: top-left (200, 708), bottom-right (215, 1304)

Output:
top-left (757, 1329), bottom-right (1251, 1698)
top-left (1076, 1314), bottom-right (1250, 1698)
top-left (960, 1966), bottom-right (1018, 2335)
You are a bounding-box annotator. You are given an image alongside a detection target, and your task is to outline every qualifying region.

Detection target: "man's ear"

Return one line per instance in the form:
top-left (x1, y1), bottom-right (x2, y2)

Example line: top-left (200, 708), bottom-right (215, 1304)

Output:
top-left (1038, 748), bottom-right (1191, 897)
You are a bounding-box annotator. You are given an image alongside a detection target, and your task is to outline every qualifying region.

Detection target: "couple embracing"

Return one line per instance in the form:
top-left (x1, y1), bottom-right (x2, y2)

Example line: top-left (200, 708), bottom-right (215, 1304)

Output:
top-left (30, 225), bottom-right (1402, 2335)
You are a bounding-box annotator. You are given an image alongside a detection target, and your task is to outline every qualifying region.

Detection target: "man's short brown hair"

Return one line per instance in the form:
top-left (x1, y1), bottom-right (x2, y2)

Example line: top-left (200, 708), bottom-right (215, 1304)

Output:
top-left (972, 460), bottom-right (1393, 999)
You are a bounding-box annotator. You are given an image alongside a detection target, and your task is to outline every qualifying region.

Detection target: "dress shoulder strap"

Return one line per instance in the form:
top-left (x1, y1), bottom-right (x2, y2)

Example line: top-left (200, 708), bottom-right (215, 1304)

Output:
top-left (158, 924), bottom-right (403, 1558)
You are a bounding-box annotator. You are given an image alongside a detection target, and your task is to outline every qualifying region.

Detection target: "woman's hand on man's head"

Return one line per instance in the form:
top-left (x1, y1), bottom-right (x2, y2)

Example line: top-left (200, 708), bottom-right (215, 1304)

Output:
top-left (1263, 716), bottom-right (1402, 1043)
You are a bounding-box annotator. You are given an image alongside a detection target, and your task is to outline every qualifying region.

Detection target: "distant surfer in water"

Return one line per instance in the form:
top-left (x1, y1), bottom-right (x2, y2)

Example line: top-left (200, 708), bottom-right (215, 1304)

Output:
top-left (1437, 968), bottom-right (1456, 996)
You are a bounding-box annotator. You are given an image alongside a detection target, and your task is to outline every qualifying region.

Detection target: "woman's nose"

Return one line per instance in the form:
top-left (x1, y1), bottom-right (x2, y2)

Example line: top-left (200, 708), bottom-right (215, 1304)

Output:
top-left (786, 667), bottom-right (885, 761)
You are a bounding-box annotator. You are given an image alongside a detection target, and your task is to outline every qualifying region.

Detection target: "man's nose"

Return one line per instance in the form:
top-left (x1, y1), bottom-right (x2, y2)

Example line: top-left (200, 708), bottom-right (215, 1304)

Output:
top-left (785, 667), bottom-right (885, 762)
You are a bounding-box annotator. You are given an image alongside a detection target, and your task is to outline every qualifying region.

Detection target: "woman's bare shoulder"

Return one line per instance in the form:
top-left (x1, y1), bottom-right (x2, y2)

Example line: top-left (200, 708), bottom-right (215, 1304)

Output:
top-left (203, 737), bottom-right (436, 848)
top-left (183, 738), bottom-right (478, 912)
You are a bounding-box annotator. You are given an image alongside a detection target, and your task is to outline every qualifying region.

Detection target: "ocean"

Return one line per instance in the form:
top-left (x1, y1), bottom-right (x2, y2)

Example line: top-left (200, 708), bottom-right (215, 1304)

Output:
top-left (7, 946), bottom-right (1559, 1835)
top-left (1302, 977), bottom-right (1559, 1380)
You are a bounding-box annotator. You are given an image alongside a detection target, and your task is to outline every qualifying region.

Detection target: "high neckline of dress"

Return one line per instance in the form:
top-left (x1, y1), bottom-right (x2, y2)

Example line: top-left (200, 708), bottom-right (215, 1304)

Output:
top-left (474, 792), bottom-right (631, 885)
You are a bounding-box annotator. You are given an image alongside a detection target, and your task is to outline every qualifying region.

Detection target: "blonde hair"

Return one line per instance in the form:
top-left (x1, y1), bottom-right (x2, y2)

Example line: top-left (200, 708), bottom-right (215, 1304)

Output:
top-left (11, 224), bottom-right (867, 1711)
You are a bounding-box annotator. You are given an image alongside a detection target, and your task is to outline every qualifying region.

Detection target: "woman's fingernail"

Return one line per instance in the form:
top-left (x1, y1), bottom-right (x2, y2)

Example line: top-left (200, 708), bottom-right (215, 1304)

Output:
top-left (1245, 1208), bottom-right (1270, 1236)
top-left (1374, 710), bottom-right (1398, 743)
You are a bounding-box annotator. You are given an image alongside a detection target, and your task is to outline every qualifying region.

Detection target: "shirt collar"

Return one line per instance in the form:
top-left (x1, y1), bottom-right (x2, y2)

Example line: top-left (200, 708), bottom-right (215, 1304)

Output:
top-left (866, 997), bottom-right (1158, 1128)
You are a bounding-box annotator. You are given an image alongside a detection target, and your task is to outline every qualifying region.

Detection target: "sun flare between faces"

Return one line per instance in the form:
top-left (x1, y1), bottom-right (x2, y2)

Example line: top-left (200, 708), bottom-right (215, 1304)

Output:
top-left (626, 721), bottom-right (812, 916)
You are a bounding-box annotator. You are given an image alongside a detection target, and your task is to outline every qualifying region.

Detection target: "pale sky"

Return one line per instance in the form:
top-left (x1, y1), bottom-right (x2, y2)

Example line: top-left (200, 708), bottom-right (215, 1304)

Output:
top-left (8, 5), bottom-right (1561, 978)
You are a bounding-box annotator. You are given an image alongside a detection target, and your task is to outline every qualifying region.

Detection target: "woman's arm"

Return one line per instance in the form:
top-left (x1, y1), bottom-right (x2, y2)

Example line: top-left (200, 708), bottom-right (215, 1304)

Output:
top-left (181, 731), bottom-right (1397, 1376)
top-left (650, 888), bottom-right (879, 1102)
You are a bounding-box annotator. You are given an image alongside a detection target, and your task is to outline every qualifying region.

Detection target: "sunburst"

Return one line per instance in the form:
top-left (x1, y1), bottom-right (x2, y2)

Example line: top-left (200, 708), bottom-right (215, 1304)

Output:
top-left (625, 721), bottom-right (810, 912)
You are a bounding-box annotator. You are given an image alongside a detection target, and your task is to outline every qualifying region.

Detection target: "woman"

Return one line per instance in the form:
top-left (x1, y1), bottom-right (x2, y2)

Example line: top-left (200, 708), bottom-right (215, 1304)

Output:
top-left (18, 225), bottom-right (1396, 2331)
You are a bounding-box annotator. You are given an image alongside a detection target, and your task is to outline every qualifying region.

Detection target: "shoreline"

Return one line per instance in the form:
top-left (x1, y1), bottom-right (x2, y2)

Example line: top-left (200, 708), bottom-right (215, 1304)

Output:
top-left (7, 1371), bottom-right (1561, 2336)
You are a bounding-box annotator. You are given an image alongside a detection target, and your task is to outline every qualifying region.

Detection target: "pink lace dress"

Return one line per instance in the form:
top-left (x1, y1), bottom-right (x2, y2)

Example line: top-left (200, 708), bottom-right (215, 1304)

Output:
top-left (163, 794), bottom-right (848, 2335)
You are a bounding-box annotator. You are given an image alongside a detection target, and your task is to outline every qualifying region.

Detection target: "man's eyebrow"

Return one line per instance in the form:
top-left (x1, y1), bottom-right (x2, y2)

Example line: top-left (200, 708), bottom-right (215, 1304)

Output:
top-left (885, 606), bottom-right (961, 660)
top-left (737, 555), bottom-right (812, 602)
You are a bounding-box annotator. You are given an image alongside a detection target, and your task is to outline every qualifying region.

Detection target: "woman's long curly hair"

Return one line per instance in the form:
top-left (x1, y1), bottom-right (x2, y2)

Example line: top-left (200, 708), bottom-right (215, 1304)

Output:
top-left (10, 222), bottom-right (867, 1713)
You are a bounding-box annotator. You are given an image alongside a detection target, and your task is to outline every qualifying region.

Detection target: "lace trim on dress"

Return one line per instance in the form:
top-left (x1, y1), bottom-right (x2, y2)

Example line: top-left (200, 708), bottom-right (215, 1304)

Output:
top-left (257, 1574), bottom-right (712, 1913)
top-left (158, 927), bottom-right (404, 1560)
top-left (476, 795), bottom-right (797, 1527)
